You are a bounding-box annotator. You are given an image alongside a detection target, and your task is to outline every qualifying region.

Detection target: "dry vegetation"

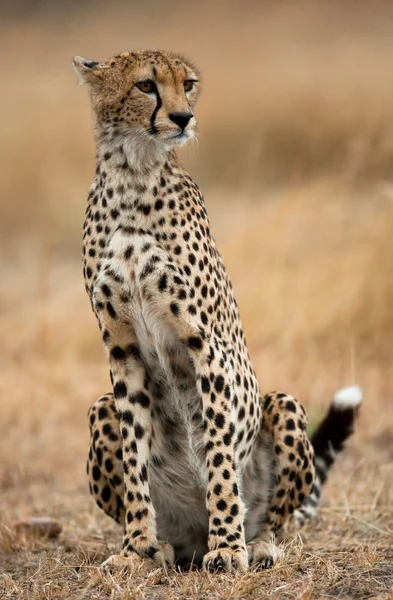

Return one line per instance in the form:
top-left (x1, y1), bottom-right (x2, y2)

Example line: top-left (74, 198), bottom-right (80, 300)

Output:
top-left (1, 1), bottom-right (393, 597)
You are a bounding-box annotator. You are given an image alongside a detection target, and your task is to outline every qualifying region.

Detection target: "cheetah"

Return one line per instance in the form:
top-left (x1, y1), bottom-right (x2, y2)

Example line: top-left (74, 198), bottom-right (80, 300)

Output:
top-left (72, 50), bottom-right (362, 573)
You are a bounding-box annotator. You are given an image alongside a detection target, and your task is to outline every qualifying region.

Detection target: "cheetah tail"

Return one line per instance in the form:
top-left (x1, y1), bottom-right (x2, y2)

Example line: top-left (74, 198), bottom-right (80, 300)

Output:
top-left (294, 385), bottom-right (362, 527)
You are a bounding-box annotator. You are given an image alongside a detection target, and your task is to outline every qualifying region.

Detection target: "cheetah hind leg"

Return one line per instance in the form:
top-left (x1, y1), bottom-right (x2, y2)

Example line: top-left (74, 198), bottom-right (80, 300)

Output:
top-left (87, 394), bottom-right (125, 524)
top-left (88, 394), bottom-right (175, 571)
top-left (247, 539), bottom-right (283, 570)
top-left (247, 391), bottom-right (316, 570)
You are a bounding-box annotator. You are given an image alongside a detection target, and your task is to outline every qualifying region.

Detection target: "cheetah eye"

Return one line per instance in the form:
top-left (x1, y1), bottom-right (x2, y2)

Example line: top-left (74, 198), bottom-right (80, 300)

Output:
top-left (136, 80), bottom-right (156, 94)
top-left (184, 80), bottom-right (195, 93)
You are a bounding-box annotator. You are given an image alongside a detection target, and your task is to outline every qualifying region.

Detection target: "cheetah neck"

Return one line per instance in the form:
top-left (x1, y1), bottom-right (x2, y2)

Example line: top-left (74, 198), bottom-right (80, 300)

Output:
top-left (95, 127), bottom-right (177, 178)
top-left (89, 133), bottom-right (194, 233)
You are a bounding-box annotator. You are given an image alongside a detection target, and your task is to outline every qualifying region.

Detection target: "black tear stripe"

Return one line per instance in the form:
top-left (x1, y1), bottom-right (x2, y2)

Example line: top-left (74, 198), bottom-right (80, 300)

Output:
top-left (150, 89), bottom-right (162, 136)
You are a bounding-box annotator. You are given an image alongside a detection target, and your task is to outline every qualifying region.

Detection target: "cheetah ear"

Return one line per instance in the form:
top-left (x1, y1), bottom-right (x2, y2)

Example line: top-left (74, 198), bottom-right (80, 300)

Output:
top-left (72, 55), bottom-right (105, 86)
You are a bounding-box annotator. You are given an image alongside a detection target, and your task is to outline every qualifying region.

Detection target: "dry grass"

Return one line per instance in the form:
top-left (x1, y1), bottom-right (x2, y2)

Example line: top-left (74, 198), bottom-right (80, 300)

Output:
top-left (1, 1), bottom-right (393, 597)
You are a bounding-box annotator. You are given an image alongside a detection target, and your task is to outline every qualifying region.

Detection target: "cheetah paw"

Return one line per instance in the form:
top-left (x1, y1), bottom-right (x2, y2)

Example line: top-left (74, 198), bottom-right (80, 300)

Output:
top-left (102, 541), bottom-right (174, 574)
top-left (203, 548), bottom-right (248, 573)
top-left (247, 540), bottom-right (282, 570)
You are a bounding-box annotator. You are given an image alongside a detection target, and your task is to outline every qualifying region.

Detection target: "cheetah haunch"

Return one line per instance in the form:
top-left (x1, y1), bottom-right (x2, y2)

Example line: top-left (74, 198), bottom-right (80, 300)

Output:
top-left (72, 50), bottom-right (362, 573)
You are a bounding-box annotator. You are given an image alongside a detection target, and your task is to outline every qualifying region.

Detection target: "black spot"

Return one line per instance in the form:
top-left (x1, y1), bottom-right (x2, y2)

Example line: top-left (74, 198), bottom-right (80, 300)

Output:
top-left (284, 435), bottom-right (294, 447)
top-left (114, 381), bottom-right (127, 398)
top-left (170, 302), bottom-right (180, 316)
top-left (214, 375), bottom-right (224, 393)
top-left (124, 246), bottom-right (134, 260)
top-left (106, 302), bottom-right (117, 319)
top-left (98, 406), bottom-right (108, 420)
top-left (201, 311), bottom-right (208, 326)
top-left (188, 336), bottom-right (203, 350)
top-left (158, 273), bottom-right (167, 292)
top-left (92, 466), bottom-right (100, 481)
top-left (297, 440), bottom-right (305, 458)
top-left (134, 424), bottom-right (145, 439)
top-left (113, 474), bottom-right (122, 486)
top-left (101, 284), bottom-right (112, 298)
top-left (213, 453), bottom-right (224, 467)
top-left (131, 529), bottom-right (142, 539)
top-left (111, 346), bottom-right (125, 360)
top-left (101, 485), bottom-right (111, 503)
top-left (122, 410), bottom-right (134, 425)
top-left (286, 400), bottom-right (297, 412)
top-left (238, 407), bottom-right (246, 421)
top-left (135, 508), bottom-right (148, 521)
top-left (223, 432), bottom-right (233, 446)
top-left (214, 413), bottom-right (225, 429)
top-left (105, 458), bottom-right (113, 473)
top-left (205, 407), bottom-right (214, 420)
top-left (216, 499), bottom-right (227, 511)
top-left (201, 377), bottom-right (210, 393)
top-left (137, 204), bottom-right (151, 216)
top-left (140, 261), bottom-right (156, 280)
top-left (129, 392), bottom-right (150, 408)
top-left (139, 465), bottom-right (148, 483)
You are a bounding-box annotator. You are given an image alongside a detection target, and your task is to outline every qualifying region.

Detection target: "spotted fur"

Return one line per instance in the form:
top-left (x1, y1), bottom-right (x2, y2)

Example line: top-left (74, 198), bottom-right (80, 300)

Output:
top-left (73, 50), bottom-right (360, 573)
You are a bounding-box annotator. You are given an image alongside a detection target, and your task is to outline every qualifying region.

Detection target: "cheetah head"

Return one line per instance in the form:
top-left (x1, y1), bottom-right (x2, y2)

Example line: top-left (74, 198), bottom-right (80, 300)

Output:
top-left (72, 50), bottom-right (200, 152)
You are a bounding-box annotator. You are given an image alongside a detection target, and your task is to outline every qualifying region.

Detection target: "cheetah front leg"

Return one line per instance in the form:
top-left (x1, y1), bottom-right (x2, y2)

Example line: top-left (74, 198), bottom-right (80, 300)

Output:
top-left (191, 339), bottom-right (248, 573)
top-left (87, 394), bottom-right (175, 570)
top-left (92, 286), bottom-right (173, 573)
top-left (109, 238), bottom-right (249, 573)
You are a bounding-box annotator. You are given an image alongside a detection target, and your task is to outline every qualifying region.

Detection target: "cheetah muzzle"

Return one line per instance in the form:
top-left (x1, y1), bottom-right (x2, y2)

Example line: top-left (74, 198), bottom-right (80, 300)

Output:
top-left (73, 50), bottom-right (362, 573)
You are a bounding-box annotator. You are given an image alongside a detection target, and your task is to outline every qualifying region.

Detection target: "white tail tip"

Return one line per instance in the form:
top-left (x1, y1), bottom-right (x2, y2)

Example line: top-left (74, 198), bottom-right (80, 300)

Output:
top-left (333, 385), bottom-right (363, 409)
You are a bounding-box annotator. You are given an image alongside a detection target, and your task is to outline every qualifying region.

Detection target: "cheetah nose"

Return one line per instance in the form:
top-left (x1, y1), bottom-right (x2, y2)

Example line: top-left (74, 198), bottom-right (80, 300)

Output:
top-left (168, 112), bottom-right (193, 131)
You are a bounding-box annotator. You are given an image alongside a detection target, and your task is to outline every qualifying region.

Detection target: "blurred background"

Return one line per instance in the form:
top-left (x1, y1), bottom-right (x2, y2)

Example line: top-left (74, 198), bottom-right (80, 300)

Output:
top-left (1, 0), bottom-right (393, 504)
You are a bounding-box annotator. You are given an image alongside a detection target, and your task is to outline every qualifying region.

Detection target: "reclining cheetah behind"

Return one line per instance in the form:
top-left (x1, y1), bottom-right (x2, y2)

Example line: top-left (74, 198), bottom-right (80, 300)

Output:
top-left (73, 50), bottom-right (361, 573)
